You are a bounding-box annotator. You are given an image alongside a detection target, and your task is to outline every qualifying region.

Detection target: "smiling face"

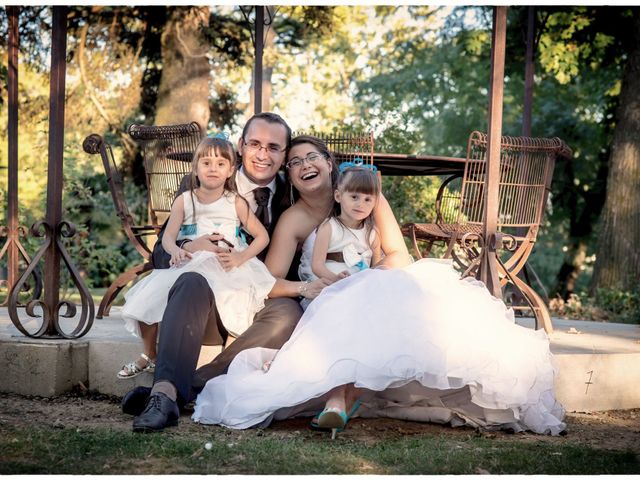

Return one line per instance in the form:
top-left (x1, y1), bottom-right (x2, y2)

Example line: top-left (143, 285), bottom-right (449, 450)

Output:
top-left (196, 152), bottom-right (234, 192)
top-left (286, 142), bottom-right (334, 197)
top-left (238, 118), bottom-right (288, 186)
top-left (332, 167), bottom-right (380, 227)
top-left (335, 189), bottom-right (377, 226)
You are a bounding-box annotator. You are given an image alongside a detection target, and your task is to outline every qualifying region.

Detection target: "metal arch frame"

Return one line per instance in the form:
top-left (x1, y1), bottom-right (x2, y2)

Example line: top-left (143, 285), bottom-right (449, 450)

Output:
top-left (0, 6), bottom-right (43, 307)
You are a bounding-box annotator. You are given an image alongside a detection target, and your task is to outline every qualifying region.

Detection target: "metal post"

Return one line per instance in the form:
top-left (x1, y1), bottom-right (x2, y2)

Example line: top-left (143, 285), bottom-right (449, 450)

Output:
top-left (254, 6), bottom-right (264, 115)
top-left (522, 6), bottom-right (535, 137)
top-left (478, 6), bottom-right (508, 298)
top-left (5, 6), bottom-right (19, 297)
top-left (514, 6), bottom-right (543, 307)
top-left (38, 6), bottom-right (68, 335)
top-left (2, 7), bottom-right (42, 308)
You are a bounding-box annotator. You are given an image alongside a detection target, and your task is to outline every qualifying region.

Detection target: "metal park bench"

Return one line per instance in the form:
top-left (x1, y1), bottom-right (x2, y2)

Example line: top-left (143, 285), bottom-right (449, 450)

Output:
top-left (83, 122), bottom-right (203, 318)
top-left (402, 131), bottom-right (572, 333)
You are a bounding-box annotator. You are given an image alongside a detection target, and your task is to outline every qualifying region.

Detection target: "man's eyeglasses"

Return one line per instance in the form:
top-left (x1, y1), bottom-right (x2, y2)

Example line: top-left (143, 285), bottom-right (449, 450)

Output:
top-left (243, 139), bottom-right (285, 155)
top-left (286, 152), bottom-right (326, 169)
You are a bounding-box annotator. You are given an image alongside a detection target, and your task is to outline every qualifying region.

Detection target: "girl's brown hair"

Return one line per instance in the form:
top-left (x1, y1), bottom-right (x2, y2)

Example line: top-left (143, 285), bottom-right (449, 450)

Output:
top-left (332, 166), bottom-right (380, 248)
top-left (188, 136), bottom-right (238, 221)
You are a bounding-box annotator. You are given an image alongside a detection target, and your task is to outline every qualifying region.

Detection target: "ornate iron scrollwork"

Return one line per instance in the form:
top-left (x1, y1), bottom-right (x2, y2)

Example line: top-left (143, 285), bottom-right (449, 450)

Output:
top-left (0, 225), bottom-right (43, 306)
top-left (239, 6), bottom-right (280, 48)
top-left (8, 220), bottom-right (95, 339)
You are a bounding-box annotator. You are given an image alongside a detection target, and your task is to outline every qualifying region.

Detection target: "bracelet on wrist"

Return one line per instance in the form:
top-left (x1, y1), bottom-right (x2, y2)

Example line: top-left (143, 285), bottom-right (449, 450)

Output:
top-left (178, 239), bottom-right (191, 250)
top-left (298, 280), bottom-right (311, 296)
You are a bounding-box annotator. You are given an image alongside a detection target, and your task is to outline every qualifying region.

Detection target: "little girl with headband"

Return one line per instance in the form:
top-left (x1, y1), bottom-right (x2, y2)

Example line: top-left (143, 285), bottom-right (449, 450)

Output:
top-left (297, 161), bottom-right (381, 310)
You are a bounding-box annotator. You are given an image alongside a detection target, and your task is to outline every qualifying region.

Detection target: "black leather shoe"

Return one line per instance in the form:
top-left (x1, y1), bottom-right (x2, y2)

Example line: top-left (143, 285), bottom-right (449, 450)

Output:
top-left (132, 393), bottom-right (179, 433)
top-left (121, 386), bottom-right (152, 416)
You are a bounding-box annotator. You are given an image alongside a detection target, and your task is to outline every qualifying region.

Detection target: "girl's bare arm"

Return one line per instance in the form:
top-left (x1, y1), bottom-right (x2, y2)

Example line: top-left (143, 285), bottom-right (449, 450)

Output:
top-left (311, 221), bottom-right (342, 282)
top-left (162, 196), bottom-right (192, 266)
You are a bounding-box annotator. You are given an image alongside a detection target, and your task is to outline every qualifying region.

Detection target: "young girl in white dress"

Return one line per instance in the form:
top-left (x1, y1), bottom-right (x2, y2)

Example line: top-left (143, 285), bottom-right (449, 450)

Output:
top-left (297, 163), bottom-right (382, 310)
top-left (191, 138), bottom-right (565, 438)
top-left (117, 135), bottom-right (276, 378)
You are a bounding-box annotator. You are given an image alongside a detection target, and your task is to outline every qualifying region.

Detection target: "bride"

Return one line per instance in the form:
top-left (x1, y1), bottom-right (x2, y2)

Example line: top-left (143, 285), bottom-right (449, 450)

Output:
top-left (192, 135), bottom-right (566, 437)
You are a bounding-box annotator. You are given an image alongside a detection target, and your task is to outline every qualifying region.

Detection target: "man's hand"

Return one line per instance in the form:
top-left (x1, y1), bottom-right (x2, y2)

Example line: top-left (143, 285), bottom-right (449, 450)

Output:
top-left (337, 271), bottom-right (350, 279)
top-left (183, 234), bottom-right (227, 254)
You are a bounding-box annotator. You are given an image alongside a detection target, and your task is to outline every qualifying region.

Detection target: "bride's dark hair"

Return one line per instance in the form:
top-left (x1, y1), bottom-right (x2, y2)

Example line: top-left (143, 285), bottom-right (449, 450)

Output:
top-left (285, 135), bottom-right (339, 204)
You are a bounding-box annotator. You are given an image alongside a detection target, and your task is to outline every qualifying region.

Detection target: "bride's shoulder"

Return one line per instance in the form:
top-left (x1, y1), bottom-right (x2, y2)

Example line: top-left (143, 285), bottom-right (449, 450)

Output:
top-left (279, 203), bottom-right (310, 225)
top-left (275, 203), bottom-right (317, 240)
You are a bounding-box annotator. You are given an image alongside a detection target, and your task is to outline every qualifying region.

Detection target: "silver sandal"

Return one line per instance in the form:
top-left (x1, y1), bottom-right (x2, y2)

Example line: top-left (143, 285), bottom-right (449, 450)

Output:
top-left (117, 353), bottom-right (156, 379)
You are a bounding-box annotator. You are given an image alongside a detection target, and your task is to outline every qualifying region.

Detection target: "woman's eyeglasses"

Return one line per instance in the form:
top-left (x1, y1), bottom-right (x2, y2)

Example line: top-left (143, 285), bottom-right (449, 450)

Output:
top-left (243, 139), bottom-right (285, 155)
top-left (286, 152), bottom-right (326, 169)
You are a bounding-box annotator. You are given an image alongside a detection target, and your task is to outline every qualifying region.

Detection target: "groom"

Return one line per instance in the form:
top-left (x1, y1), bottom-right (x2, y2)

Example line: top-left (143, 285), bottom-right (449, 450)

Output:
top-left (124, 112), bottom-right (303, 432)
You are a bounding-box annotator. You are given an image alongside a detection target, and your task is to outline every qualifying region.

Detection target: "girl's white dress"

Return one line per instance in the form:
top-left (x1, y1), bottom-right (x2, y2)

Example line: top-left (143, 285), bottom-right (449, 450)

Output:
top-left (298, 218), bottom-right (374, 309)
top-left (299, 217), bottom-right (374, 280)
top-left (192, 255), bottom-right (566, 435)
top-left (122, 191), bottom-right (276, 338)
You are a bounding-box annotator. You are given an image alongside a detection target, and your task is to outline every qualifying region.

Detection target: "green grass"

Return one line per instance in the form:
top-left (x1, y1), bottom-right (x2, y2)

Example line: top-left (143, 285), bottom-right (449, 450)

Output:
top-left (1, 424), bottom-right (638, 474)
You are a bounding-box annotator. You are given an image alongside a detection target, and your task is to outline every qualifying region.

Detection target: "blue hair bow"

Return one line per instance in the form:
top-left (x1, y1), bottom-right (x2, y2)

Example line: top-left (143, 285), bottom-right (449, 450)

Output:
top-left (208, 131), bottom-right (229, 140)
top-left (338, 157), bottom-right (378, 173)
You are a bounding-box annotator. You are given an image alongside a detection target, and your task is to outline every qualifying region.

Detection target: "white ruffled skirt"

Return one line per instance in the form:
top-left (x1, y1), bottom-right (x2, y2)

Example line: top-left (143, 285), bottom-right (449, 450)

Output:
top-left (192, 259), bottom-right (565, 435)
top-left (122, 251), bottom-right (276, 338)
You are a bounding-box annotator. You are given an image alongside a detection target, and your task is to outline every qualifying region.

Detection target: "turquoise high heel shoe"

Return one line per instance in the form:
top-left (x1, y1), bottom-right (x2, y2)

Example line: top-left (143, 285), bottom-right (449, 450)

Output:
top-left (311, 399), bottom-right (361, 439)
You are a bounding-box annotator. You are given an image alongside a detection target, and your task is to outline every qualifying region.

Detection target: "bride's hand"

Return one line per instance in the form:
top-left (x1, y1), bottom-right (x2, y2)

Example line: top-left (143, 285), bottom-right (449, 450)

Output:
top-left (300, 278), bottom-right (332, 299)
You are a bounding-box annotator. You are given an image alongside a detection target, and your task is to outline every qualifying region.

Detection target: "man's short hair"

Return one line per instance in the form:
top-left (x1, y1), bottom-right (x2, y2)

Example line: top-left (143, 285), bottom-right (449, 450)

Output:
top-left (242, 112), bottom-right (292, 151)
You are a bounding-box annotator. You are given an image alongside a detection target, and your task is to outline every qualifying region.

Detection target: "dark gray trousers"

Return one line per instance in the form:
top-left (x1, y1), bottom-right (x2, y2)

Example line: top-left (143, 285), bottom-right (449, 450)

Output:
top-left (153, 272), bottom-right (303, 403)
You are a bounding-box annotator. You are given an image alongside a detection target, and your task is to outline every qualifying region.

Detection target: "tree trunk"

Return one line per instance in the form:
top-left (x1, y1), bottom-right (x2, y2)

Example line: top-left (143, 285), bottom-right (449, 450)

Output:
top-left (552, 240), bottom-right (588, 299)
top-left (591, 12), bottom-right (640, 292)
top-left (155, 7), bottom-right (210, 131)
top-left (551, 153), bottom-right (608, 299)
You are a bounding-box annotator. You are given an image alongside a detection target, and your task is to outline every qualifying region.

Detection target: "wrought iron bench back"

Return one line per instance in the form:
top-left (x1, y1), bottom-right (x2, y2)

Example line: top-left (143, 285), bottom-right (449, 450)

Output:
top-left (83, 122), bottom-right (203, 318)
top-left (439, 131), bottom-right (568, 240)
top-left (128, 122), bottom-right (203, 228)
top-left (293, 131), bottom-right (375, 166)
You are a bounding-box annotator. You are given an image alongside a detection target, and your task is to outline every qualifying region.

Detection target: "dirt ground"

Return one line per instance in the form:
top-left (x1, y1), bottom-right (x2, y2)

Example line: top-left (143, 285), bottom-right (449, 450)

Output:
top-left (0, 390), bottom-right (638, 453)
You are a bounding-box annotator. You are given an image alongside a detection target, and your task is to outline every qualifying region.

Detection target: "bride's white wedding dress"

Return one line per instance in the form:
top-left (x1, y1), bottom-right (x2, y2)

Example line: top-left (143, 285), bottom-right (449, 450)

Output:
top-left (192, 258), bottom-right (566, 435)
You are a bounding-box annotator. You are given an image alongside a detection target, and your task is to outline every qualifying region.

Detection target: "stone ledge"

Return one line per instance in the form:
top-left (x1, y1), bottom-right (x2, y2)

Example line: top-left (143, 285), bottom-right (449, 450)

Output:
top-left (0, 340), bottom-right (88, 397)
top-left (1, 309), bottom-right (638, 412)
top-left (554, 352), bottom-right (640, 412)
